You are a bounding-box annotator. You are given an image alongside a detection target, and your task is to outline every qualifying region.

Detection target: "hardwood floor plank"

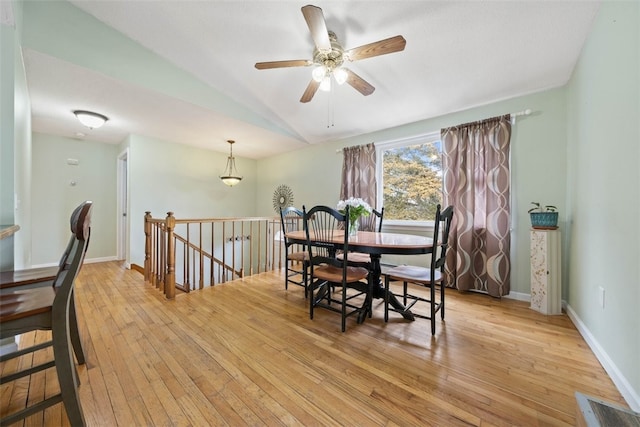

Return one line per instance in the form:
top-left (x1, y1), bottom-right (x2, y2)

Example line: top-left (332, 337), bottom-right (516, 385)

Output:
top-left (102, 371), bottom-right (136, 427)
top-left (0, 261), bottom-right (630, 426)
top-left (85, 365), bottom-right (118, 426)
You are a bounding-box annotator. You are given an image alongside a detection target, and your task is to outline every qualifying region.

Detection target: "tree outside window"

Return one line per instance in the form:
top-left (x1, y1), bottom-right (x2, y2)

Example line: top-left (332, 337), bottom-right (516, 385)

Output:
top-left (377, 133), bottom-right (443, 221)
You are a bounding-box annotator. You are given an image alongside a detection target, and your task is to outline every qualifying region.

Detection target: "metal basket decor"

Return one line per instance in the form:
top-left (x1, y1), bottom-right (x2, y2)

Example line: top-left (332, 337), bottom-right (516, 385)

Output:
top-left (530, 212), bottom-right (558, 229)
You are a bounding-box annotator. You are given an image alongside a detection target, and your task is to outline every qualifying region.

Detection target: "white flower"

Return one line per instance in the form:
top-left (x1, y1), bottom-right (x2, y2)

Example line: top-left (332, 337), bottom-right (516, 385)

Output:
top-left (337, 197), bottom-right (372, 222)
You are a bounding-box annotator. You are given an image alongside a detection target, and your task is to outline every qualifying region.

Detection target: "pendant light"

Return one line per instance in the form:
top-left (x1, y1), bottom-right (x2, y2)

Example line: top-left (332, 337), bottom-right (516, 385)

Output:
top-left (220, 140), bottom-right (242, 186)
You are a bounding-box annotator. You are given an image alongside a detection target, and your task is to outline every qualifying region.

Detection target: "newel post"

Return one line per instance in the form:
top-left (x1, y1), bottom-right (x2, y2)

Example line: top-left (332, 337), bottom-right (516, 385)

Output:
top-left (165, 212), bottom-right (176, 299)
top-left (144, 211), bottom-right (152, 282)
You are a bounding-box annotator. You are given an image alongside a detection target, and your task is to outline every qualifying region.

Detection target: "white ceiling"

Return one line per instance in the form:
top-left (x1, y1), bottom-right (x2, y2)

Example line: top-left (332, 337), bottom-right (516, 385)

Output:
top-left (22, 1), bottom-right (600, 159)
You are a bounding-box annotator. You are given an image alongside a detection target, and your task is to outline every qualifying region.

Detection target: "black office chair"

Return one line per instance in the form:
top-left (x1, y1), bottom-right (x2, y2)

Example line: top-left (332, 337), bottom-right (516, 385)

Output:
top-left (383, 204), bottom-right (454, 336)
top-left (280, 206), bottom-right (309, 296)
top-left (303, 205), bottom-right (371, 332)
top-left (0, 201), bottom-right (92, 426)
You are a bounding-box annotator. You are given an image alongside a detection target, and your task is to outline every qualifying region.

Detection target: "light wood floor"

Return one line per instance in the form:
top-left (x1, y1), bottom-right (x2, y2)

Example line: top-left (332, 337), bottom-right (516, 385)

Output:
top-left (1, 261), bottom-right (628, 426)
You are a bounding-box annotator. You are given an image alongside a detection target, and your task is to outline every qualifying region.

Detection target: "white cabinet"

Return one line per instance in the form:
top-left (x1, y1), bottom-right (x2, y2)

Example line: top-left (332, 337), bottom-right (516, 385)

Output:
top-left (530, 229), bottom-right (562, 315)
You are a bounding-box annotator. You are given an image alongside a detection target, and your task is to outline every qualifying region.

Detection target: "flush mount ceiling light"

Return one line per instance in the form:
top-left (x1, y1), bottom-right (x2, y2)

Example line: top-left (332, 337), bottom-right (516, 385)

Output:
top-left (73, 110), bottom-right (109, 129)
top-left (220, 140), bottom-right (243, 187)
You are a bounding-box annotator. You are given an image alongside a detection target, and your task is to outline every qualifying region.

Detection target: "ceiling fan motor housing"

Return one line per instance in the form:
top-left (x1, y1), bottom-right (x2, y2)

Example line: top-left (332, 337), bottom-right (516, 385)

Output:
top-left (313, 31), bottom-right (345, 71)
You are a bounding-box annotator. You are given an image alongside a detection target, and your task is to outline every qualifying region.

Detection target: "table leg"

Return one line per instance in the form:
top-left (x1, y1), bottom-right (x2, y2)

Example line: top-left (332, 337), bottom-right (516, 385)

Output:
top-left (364, 255), bottom-right (415, 321)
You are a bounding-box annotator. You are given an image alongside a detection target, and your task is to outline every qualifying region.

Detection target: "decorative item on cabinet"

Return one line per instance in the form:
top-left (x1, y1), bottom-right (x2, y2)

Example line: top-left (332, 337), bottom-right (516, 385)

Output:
top-left (528, 202), bottom-right (558, 229)
top-left (530, 228), bottom-right (562, 315)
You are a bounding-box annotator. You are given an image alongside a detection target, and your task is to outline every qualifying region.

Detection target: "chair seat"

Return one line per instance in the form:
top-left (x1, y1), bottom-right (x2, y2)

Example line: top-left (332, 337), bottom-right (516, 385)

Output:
top-left (336, 252), bottom-right (371, 264)
top-left (385, 265), bottom-right (442, 284)
top-left (0, 266), bottom-right (58, 289)
top-left (313, 265), bottom-right (369, 283)
top-left (287, 251), bottom-right (309, 262)
top-left (0, 287), bottom-right (56, 323)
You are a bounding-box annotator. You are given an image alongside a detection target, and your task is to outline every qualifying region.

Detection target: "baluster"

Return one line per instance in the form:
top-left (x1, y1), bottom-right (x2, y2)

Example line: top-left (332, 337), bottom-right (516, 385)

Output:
top-left (185, 223), bottom-right (190, 291)
top-left (199, 223), bottom-right (204, 289)
top-left (158, 222), bottom-right (165, 291)
top-left (144, 212), bottom-right (152, 282)
top-left (154, 222), bottom-right (161, 289)
top-left (210, 221), bottom-right (215, 287)
top-left (165, 212), bottom-right (176, 299)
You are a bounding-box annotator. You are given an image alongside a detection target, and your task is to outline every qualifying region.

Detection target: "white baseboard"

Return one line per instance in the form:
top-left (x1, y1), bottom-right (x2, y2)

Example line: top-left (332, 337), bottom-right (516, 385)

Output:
top-left (503, 291), bottom-right (530, 301)
top-left (30, 256), bottom-right (118, 269)
top-left (565, 303), bottom-right (640, 412)
top-left (502, 295), bottom-right (638, 411)
top-left (84, 256), bottom-right (118, 264)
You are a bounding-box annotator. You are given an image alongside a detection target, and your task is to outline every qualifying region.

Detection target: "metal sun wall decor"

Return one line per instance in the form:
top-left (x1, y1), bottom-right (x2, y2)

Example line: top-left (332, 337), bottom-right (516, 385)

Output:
top-left (273, 185), bottom-right (294, 213)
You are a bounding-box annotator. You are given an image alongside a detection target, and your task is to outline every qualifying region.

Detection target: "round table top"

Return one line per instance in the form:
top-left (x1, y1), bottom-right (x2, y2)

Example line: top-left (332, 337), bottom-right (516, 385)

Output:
top-left (285, 230), bottom-right (433, 255)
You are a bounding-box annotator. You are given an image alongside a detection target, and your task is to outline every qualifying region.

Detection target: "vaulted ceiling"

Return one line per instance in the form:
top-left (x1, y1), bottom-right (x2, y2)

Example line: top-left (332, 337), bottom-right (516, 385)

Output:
top-left (16, 1), bottom-right (600, 159)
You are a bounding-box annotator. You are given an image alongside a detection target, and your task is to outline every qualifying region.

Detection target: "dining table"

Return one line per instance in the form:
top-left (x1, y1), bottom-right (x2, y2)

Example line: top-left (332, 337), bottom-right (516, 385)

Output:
top-left (284, 229), bottom-right (434, 322)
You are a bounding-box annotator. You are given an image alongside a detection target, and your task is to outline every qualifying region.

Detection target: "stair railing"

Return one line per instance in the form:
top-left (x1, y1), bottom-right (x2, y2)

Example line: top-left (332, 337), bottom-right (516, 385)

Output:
top-left (144, 212), bottom-right (284, 298)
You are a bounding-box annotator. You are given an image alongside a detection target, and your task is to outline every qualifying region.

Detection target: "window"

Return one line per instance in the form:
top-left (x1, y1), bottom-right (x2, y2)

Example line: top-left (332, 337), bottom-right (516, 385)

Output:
top-left (376, 131), bottom-right (442, 224)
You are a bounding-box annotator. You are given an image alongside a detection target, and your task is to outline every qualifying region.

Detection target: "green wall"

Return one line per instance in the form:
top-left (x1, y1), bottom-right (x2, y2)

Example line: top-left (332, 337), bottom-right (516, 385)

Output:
top-left (1, 1), bottom-right (30, 271)
top-left (0, 12), bottom-right (17, 270)
top-left (126, 134), bottom-right (258, 267)
top-left (31, 133), bottom-right (119, 264)
top-left (565, 0), bottom-right (639, 408)
top-left (257, 88), bottom-right (569, 300)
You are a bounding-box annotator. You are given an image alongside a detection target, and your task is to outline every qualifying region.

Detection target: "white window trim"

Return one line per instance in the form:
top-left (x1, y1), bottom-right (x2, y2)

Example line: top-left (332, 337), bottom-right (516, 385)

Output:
top-left (375, 130), bottom-right (441, 230)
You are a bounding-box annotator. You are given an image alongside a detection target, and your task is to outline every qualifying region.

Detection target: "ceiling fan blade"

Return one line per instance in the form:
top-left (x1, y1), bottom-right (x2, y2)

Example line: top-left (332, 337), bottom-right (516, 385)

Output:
top-left (300, 79), bottom-right (320, 103)
top-left (301, 5), bottom-right (331, 51)
top-left (345, 35), bottom-right (407, 61)
top-left (255, 60), bottom-right (313, 70)
top-left (345, 69), bottom-right (375, 96)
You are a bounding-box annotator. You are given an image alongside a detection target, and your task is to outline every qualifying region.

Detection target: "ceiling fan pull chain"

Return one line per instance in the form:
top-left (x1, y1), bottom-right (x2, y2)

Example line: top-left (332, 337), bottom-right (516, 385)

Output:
top-left (327, 84), bottom-right (335, 128)
top-left (327, 88), bottom-right (331, 128)
top-left (331, 84), bottom-right (335, 127)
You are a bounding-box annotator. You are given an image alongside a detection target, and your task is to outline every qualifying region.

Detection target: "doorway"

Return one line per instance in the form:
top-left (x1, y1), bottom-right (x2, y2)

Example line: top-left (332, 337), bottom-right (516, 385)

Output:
top-left (117, 149), bottom-right (129, 266)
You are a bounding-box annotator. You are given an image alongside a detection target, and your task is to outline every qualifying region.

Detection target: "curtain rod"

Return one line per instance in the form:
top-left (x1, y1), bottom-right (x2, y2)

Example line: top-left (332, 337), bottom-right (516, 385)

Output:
top-left (510, 108), bottom-right (532, 124)
top-left (335, 109), bottom-right (533, 153)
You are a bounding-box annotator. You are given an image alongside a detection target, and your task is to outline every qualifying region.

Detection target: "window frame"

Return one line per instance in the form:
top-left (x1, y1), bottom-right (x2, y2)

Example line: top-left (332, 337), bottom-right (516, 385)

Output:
top-left (375, 130), bottom-right (442, 229)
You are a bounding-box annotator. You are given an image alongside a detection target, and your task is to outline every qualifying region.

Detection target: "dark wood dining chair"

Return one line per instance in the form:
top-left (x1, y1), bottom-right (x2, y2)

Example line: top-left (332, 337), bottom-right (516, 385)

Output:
top-left (280, 206), bottom-right (309, 296)
top-left (337, 207), bottom-right (384, 266)
top-left (383, 204), bottom-right (454, 336)
top-left (0, 200), bottom-right (92, 426)
top-left (303, 205), bottom-right (371, 332)
top-left (0, 204), bottom-right (93, 365)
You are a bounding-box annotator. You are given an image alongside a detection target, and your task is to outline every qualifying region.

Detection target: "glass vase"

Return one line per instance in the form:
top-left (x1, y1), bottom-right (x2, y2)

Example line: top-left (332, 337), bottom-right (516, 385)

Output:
top-left (348, 217), bottom-right (359, 238)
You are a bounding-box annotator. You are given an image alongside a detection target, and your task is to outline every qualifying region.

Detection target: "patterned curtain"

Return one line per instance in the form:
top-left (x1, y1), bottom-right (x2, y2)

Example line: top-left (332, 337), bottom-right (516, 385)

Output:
top-left (441, 115), bottom-right (511, 297)
top-left (339, 143), bottom-right (376, 207)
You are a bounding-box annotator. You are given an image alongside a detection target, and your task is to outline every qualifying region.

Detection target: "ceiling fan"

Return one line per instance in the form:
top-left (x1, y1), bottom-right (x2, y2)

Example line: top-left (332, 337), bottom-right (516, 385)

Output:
top-left (255, 4), bottom-right (406, 103)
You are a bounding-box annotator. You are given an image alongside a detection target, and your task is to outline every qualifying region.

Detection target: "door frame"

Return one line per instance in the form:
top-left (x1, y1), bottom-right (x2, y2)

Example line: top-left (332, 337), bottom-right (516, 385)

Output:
top-left (117, 148), bottom-right (129, 266)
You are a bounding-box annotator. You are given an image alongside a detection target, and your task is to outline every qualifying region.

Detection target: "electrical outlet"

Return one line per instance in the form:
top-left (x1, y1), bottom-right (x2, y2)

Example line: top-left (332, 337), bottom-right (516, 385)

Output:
top-left (598, 286), bottom-right (605, 308)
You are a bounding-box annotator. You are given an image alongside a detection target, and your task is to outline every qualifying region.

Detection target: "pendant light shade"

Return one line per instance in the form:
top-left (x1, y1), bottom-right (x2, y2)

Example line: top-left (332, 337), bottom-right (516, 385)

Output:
top-left (73, 110), bottom-right (109, 129)
top-left (220, 140), bottom-right (242, 187)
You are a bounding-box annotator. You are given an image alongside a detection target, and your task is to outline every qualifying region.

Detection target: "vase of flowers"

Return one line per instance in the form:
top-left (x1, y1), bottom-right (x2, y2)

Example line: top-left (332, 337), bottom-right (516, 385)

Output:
top-left (337, 197), bottom-right (372, 238)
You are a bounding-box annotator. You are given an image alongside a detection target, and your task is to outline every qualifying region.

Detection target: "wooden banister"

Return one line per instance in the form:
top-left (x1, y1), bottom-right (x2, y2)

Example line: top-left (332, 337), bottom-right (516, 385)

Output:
top-left (143, 212), bottom-right (284, 298)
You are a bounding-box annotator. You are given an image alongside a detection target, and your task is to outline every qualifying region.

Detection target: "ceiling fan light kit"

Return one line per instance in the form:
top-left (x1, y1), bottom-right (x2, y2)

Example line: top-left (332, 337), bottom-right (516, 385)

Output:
top-left (255, 4), bottom-right (406, 103)
top-left (220, 140), bottom-right (243, 187)
top-left (333, 67), bottom-right (348, 85)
